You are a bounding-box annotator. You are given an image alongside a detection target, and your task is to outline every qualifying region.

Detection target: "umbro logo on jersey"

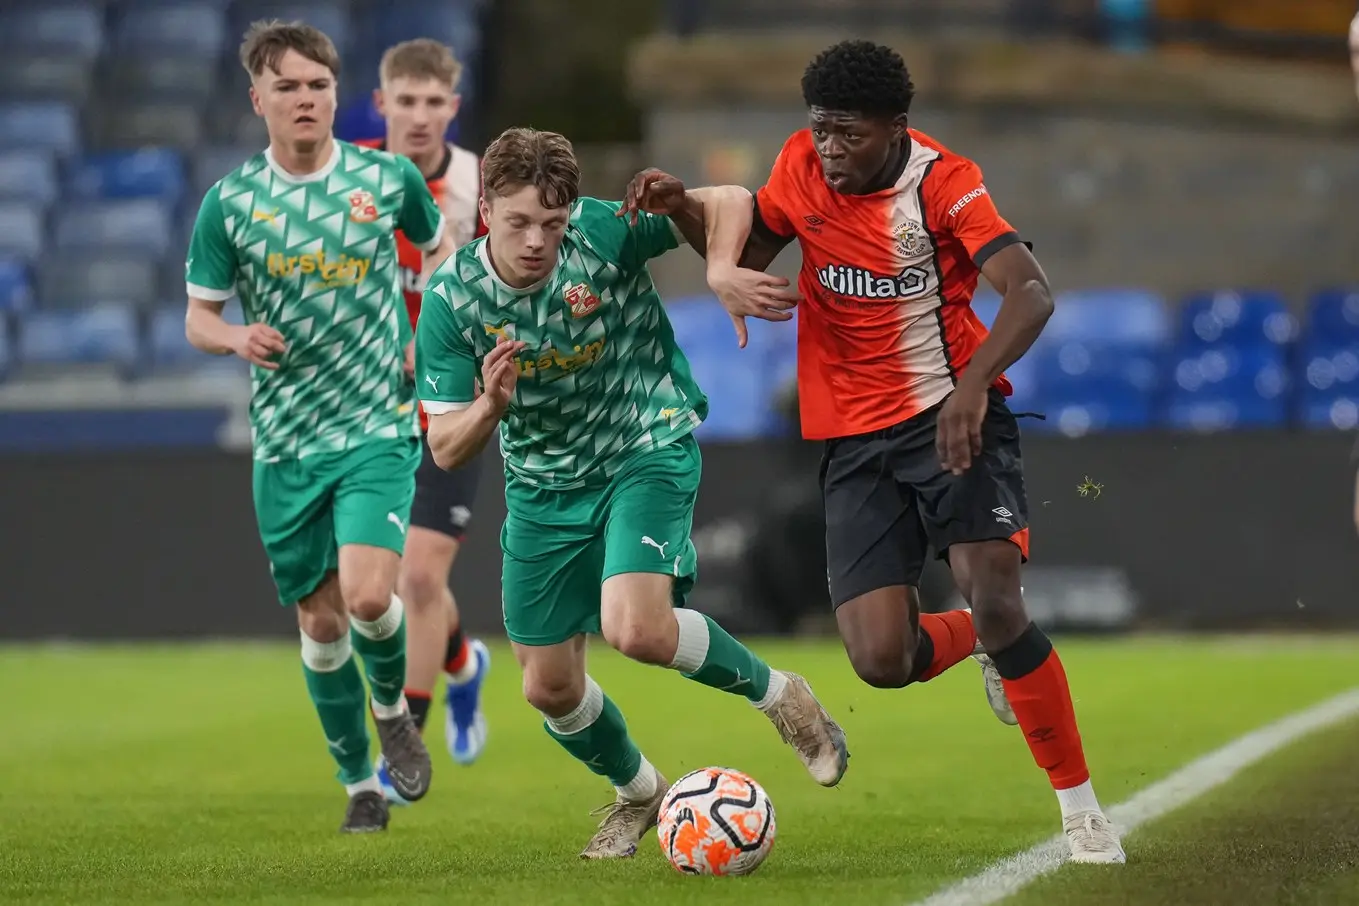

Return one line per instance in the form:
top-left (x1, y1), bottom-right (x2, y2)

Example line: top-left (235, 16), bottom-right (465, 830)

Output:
top-left (804, 215), bottom-right (825, 227)
top-left (564, 282), bottom-right (601, 318)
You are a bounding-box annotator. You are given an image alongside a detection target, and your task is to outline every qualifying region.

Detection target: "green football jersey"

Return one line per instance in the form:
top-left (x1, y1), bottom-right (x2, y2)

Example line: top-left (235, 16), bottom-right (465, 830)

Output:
top-left (185, 141), bottom-right (445, 462)
top-left (415, 197), bottom-right (708, 490)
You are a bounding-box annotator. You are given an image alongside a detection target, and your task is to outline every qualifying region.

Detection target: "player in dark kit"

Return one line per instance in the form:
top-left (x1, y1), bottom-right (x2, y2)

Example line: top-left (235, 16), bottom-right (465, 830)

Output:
top-left (622, 39), bottom-right (1125, 864)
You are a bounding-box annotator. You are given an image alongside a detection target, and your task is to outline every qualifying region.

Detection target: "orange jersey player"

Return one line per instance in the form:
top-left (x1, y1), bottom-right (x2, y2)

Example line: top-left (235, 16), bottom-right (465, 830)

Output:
top-left (624, 39), bottom-right (1125, 866)
top-left (358, 38), bottom-right (492, 802)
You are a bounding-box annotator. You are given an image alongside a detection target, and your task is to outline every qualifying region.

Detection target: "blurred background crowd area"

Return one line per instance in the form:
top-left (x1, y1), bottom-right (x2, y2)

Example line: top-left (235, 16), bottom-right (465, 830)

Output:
top-left (0, 0), bottom-right (1357, 449)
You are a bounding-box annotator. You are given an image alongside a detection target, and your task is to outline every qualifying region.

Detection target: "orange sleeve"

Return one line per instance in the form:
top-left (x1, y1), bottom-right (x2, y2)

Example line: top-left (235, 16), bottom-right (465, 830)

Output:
top-left (927, 157), bottom-right (1024, 267)
top-left (752, 135), bottom-right (803, 240)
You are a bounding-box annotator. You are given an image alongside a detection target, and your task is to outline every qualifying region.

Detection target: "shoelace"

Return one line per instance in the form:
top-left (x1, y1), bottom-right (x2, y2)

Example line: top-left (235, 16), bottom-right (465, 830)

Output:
top-left (771, 697), bottom-right (820, 756)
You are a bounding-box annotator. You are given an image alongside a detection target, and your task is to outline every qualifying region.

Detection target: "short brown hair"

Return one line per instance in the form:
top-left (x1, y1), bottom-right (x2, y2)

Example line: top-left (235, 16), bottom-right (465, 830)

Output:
top-left (239, 19), bottom-right (340, 79)
top-left (380, 39), bottom-right (463, 89)
top-left (481, 128), bottom-right (580, 209)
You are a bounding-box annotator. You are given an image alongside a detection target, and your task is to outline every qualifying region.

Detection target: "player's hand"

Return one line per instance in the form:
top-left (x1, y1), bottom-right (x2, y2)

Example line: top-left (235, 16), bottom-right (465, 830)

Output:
top-left (403, 340), bottom-right (415, 379)
top-left (707, 263), bottom-right (800, 349)
top-left (618, 168), bottom-right (686, 224)
top-left (481, 335), bottom-right (527, 414)
top-left (937, 379), bottom-right (989, 475)
top-left (229, 323), bottom-right (287, 370)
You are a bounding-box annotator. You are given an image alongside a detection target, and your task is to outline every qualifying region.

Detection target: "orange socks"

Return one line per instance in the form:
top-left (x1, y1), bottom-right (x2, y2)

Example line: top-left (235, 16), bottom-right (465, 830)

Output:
top-left (914, 610), bottom-right (978, 683)
top-left (992, 624), bottom-right (1091, 790)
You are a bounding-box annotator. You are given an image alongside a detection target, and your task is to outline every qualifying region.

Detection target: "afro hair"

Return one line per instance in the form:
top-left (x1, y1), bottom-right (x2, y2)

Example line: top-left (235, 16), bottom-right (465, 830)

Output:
top-left (801, 40), bottom-right (915, 117)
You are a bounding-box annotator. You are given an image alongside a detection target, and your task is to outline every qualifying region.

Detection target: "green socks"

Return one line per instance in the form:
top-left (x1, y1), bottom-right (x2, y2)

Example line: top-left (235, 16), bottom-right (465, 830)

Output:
top-left (543, 676), bottom-right (660, 801)
top-left (300, 631), bottom-right (373, 788)
top-left (668, 609), bottom-right (779, 706)
top-left (348, 595), bottom-right (407, 715)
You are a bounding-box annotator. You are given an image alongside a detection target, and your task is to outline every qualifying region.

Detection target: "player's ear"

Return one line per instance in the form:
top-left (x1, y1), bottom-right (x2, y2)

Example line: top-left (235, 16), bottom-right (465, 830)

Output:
top-left (449, 94), bottom-right (462, 121)
top-left (248, 84), bottom-right (264, 118)
top-left (372, 88), bottom-right (387, 117)
top-left (478, 196), bottom-right (492, 226)
top-left (890, 114), bottom-right (909, 141)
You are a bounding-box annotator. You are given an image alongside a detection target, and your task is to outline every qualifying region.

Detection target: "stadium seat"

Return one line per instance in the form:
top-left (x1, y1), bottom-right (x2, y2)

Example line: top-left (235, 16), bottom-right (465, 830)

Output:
top-left (38, 255), bottom-right (160, 309)
top-left (54, 200), bottom-right (175, 257)
top-left (1043, 288), bottom-right (1171, 348)
top-left (114, 3), bottom-right (227, 56)
top-left (0, 150), bottom-right (59, 206)
top-left (1178, 289), bottom-right (1296, 349)
top-left (1164, 345), bottom-right (1291, 429)
top-left (66, 150), bottom-right (187, 206)
top-left (335, 99), bottom-right (388, 144)
top-left (0, 260), bottom-right (34, 313)
top-left (1305, 287), bottom-right (1359, 343)
top-left (0, 4), bottom-right (105, 59)
top-left (666, 295), bottom-right (732, 352)
top-left (16, 304), bottom-right (141, 372)
top-left (0, 103), bottom-right (80, 157)
top-left (686, 349), bottom-right (779, 441)
top-left (1300, 396), bottom-right (1359, 430)
top-left (0, 202), bottom-right (46, 263)
top-left (192, 146), bottom-right (259, 198)
top-left (0, 55), bottom-right (94, 105)
top-left (367, 6), bottom-right (481, 52)
top-left (102, 57), bottom-right (220, 105)
top-left (87, 103), bottom-right (203, 152)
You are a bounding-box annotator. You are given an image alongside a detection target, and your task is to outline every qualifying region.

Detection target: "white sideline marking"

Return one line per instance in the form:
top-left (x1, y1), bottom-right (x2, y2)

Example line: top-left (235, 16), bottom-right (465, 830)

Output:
top-left (909, 687), bottom-right (1359, 906)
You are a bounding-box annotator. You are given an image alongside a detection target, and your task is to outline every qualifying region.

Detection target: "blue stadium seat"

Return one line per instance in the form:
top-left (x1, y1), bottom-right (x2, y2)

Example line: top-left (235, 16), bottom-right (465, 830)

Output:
top-left (335, 98), bottom-right (387, 144)
top-left (1031, 339), bottom-right (1162, 398)
top-left (0, 316), bottom-right (9, 380)
top-left (970, 287), bottom-right (1002, 328)
top-left (192, 145), bottom-right (258, 198)
top-left (0, 202), bottom-right (45, 263)
top-left (1305, 287), bottom-right (1359, 344)
top-left (666, 295), bottom-right (732, 352)
top-left (66, 150), bottom-right (187, 205)
top-left (149, 305), bottom-right (248, 375)
top-left (0, 4), bottom-right (105, 58)
top-left (1178, 289), bottom-right (1296, 349)
top-left (17, 304), bottom-right (141, 371)
top-left (1025, 397), bottom-right (1155, 437)
top-left (0, 260), bottom-right (33, 313)
top-left (114, 3), bottom-right (226, 55)
top-left (1300, 396), bottom-right (1359, 430)
top-left (38, 254), bottom-right (160, 309)
top-left (0, 103), bottom-right (79, 156)
top-left (0, 150), bottom-right (59, 205)
top-left (1043, 288), bottom-right (1170, 347)
top-left (368, 6), bottom-right (481, 53)
top-left (686, 349), bottom-right (779, 441)
top-left (54, 200), bottom-right (174, 257)
top-left (1164, 345), bottom-right (1291, 429)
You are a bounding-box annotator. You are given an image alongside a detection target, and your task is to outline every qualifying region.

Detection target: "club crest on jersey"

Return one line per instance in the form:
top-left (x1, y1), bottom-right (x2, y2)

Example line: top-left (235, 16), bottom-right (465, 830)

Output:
top-left (564, 282), bottom-right (601, 318)
top-left (348, 190), bottom-right (378, 223)
top-left (893, 220), bottom-right (929, 257)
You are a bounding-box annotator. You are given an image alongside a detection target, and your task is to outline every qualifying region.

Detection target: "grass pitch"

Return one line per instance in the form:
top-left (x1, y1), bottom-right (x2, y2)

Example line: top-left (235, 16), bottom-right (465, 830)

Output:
top-left (3, 635), bottom-right (1357, 905)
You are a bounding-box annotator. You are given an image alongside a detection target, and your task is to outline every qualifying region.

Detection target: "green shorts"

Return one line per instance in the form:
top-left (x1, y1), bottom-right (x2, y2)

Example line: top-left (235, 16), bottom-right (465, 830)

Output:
top-left (500, 433), bottom-right (701, 646)
top-left (253, 436), bottom-right (421, 605)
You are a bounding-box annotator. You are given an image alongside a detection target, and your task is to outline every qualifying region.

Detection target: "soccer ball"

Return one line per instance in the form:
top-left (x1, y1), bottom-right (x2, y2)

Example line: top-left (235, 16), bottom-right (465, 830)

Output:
top-left (656, 766), bottom-right (776, 876)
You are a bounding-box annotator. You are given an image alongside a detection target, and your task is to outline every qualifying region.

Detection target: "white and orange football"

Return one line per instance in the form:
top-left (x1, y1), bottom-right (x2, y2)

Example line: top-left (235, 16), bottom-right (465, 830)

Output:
top-left (656, 766), bottom-right (776, 876)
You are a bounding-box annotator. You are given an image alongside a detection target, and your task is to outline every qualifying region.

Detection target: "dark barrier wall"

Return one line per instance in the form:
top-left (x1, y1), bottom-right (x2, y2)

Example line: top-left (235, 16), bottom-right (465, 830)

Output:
top-left (2, 431), bottom-right (1356, 640)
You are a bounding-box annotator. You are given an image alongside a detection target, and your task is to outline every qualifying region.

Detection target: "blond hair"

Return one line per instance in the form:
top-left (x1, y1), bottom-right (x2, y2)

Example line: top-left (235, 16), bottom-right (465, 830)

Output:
top-left (379, 39), bottom-right (463, 89)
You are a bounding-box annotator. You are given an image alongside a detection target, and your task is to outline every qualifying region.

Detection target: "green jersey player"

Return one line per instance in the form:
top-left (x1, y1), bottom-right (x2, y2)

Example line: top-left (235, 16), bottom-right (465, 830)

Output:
top-left (414, 127), bottom-right (850, 859)
top-left (184, 21), bottom-right (455, 833)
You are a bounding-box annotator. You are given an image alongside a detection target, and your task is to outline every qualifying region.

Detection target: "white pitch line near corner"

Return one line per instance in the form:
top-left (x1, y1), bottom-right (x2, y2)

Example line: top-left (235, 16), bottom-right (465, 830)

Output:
top-left (908, 687), bottom-right (1359, 906)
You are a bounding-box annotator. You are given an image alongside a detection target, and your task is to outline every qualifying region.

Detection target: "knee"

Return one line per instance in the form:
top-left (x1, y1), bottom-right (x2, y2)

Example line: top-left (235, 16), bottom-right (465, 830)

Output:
top-left (523, 672), bottom-right (585, 718)
top-left (342, 578), bottom-right (395, 624)
top-left (600, 609), bottom-right (676, 666)
top-left (396, 563), bottom-right (447, 612)
top-left (297, 575), bottom-right (347, 642)
top-left (845, 638), bottom-right (912, 689)
top-left (958, 548), bottom-right (1028, 651)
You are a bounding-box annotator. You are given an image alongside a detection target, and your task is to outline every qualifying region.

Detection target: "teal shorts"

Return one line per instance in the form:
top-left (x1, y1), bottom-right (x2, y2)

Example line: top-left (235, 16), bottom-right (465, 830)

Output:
top-left (252, 436), bottom-right (421, 605)
top-left (500, 434), bottom-right (701, 646)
